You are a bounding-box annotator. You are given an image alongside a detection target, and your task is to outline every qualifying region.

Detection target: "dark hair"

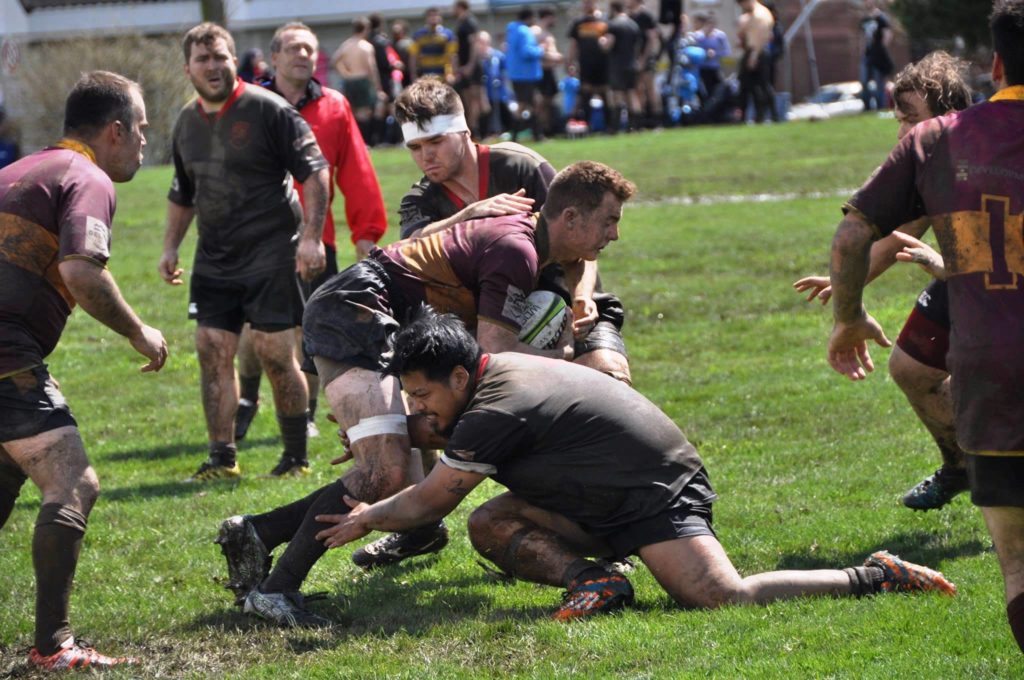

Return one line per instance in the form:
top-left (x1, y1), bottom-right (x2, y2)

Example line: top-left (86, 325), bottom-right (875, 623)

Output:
top-left (270, 21), bottom-right (315, 54)
top-left (543, 161), bottom-right (636, 219)
top-left (353, 17), bottom-right (369, 34)
top-left (454, 0), bottom-right (470, 10)
top-left (394, 77), bottom-right (464, 126)
top-left (991, 0), bottom-right (1024, 85)
top-left (538, 6), bottom-right (555, 19)
top-left (182, 22), bottom-right (235, 62)
top-left (63, 70), bottom-right (141, 138)
top-left (609, 1), bottom-right (625, 14)
top-left (518, 7), bottom-right (536, 21)
top-left (893, 51), bottom-right (972, 117)
top-left (386, 307), bottom-right (482, 382)
top-left (369, 13), bottom-right (384, 32)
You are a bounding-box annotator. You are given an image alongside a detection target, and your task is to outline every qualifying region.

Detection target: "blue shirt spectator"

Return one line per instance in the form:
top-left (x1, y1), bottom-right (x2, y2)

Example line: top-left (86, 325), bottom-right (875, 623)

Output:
top-left (506, 19), bottom-right (544, 83)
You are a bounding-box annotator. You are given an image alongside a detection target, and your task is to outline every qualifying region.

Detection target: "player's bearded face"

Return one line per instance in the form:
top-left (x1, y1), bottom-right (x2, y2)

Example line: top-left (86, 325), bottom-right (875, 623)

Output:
top-left (401, 369), bottom-right (471, 438)
top-left (187, 38), bottom-right (238, 103)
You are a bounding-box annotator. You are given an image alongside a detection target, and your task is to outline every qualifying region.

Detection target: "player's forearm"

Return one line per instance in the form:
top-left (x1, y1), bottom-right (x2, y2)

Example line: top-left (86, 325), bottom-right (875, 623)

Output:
top-left (411, 214), bottom-right (461, 238)
top-left (863, 217), bottom-right (930, 285)
top-left (361, 484), bottom-right (449, 531)
top-left (163, 202), bottom-right (194, 253)
top-left (830, 215), bottom-right (876, 324)
top-left (565, 259), bottom-right (597, 301)
top-left (59, 260), bottom-right (145, 339)
top-left (299, 168), bottom-right (330, 242)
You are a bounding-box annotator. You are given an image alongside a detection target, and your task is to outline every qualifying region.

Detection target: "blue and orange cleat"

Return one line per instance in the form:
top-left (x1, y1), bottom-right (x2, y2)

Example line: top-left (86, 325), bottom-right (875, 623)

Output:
top-left (553, 573), bottom-right (635, 620)
top-left (865, 550), bottom-right (957, 596)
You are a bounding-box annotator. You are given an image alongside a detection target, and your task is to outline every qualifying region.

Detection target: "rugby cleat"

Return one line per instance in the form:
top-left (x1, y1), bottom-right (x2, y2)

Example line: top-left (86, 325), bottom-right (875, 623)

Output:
top-left (234, 398), bottom-right (259, 441)
top-left (186, 460), bottom-right (241, 483)
top-left (351, 521), bottom-right (449, 570)
top-left (243, 589), bottom-right (332, 628)
top-left (216, 515), bottom-right (271, 606)
top-left (902, 467), bottom-right (968, 511)
top-left (28, 637), bottom-right (135, 671)
top-left (266, 455), bottom-right (311, 478)
top-left (553, 573), bottom-right (635, 621)
top-left (864, 550), bottom-right (957, 596)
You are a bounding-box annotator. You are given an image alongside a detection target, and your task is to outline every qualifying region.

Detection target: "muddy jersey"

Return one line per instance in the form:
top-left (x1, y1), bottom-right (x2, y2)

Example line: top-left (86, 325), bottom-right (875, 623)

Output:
top-left (442, 352), bottom-right (709, 532)
top-left (376, 212), bottom-right (547, 332)
top-left (845, 89), bottom-right (1024, 453)
top-left (0, 142), bottom-right (115, 377)
top-left (168, 79), bottom-right (327, 277)
top-left (398, 143), bottom-right (554, 238)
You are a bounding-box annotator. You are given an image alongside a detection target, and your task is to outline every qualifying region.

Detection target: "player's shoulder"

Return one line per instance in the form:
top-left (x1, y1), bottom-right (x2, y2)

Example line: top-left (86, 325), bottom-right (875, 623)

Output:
top-left (240, 82), bottom-right (291, 110)
top-left (489, 142), bottom-right (549, 167)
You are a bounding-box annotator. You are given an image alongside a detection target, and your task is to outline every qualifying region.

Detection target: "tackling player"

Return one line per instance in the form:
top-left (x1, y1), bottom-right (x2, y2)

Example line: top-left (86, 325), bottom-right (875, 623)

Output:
top-left (0, 72), bottom-right (168, 670)
top-left (793, 51), bottom-right (973, 510)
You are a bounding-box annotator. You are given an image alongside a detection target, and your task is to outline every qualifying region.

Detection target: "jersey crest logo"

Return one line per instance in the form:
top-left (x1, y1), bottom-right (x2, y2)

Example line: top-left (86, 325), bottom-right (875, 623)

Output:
top-left (84, 216), bottom-right (110, 259)
top-left (229, 121), bottom-right (250, 150)
top-left (501, 285), bottom-right (528, 322)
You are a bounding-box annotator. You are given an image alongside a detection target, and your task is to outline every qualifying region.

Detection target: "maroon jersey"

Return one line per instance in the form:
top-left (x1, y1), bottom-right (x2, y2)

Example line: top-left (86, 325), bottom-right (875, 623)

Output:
top-left (0, 141), bottom-right (115, 378)
top-left (377, 212), bottom-right (545, 333)
top-left (845, 88), bottom-right (1024, 453)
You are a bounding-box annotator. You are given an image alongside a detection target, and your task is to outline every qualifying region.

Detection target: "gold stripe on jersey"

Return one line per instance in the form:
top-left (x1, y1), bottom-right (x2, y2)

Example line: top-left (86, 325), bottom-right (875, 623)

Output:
top-left (0, 213), bottom-right (75, 308)
top-left (932, 197), bottom-right (1024, 283)
top-left (397, 231), bottom-right (478, 326)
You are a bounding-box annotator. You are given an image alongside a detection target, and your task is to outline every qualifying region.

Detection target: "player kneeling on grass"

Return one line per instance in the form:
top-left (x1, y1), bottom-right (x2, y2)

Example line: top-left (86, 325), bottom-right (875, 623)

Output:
top-left (310, 310), bottom-right (956, 621)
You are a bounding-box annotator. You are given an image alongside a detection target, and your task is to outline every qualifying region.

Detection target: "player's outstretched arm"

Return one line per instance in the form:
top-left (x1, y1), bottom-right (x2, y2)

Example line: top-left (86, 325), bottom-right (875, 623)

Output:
top-left (563, 259), bottom-right (599, 337)
top-left (59, 259), bottom-right (168, 373)
top-left (315, 463), bottom-right (484, 549)
top-left (410, 190), bottom-right (536, 239)
top-left (892, 230), bottom-right (947, 280)
top-left (159, 202), bottom-right (195, 285)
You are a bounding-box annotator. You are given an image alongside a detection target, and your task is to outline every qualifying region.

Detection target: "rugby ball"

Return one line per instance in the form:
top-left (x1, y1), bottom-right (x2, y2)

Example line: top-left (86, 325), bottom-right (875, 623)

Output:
top-left (517, 290), bottom-right (568, 349)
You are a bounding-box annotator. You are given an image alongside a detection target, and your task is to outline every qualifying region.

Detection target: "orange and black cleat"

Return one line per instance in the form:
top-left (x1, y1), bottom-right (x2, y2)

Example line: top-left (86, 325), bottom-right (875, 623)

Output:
top-left (28, 637), bottom-right (136, 671)
top-left (865, 550), bottom-right (957, 596)
top-left (553, 573), bottom-right (635, 620)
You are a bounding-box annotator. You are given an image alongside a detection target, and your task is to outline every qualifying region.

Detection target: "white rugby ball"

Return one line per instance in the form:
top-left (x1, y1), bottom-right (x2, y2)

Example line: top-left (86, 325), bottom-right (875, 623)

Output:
top-left (517, 290), bottom-right (568, 349)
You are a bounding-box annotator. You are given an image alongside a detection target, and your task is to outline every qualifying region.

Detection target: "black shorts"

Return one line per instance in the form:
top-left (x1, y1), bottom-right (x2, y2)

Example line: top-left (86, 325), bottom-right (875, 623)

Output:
top-left (302, 258), bottom-right (399, 373)
top-left (296, 244), bottom-right (340, 324)
top-left (967, 454), bottom-right (1024, 507)
top-left (512, 81), bottom-right (538, 106)
top-left (540, 69), bottom-right (559, 97)
top-left (603, 467), bottom-right (718, 557)
top-left (580, 63), bottom-right (609, 88)
top-left (455, 64), bottom-right (484, 92)
top-left (0, 365), bottom-right (77, 443)
top-left (536, 265), bottom-right (628, 358)
top-left (895, 280), bottom-right (950, 372)
top-left (189, 266), bottom-right (302, 334)
top-left (609, 68), bottom-right (638, 92)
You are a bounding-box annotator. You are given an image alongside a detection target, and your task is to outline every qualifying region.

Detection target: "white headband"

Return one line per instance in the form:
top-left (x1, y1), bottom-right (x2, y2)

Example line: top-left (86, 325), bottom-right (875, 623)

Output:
top-left (402, 113), bottom-right (470, 144)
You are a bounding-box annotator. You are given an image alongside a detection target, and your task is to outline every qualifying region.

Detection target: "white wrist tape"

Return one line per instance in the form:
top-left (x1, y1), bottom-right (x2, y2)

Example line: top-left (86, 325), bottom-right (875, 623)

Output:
top-left (346, 414), bottom-right (409, 444)
top-left (402, 113), bottom-right (470, 144)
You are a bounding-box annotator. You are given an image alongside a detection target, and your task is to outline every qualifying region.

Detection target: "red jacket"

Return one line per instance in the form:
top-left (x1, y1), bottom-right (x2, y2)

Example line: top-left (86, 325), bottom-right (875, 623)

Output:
top-left (266, 78), bottom-right (387, 249)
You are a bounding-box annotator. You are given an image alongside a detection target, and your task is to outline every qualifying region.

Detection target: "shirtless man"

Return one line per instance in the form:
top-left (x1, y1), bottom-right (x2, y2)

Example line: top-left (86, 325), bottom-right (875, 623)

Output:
top-left (736, 0), bottom-right (776, 123)
top-left (332, 17), bottom-right (386, 143)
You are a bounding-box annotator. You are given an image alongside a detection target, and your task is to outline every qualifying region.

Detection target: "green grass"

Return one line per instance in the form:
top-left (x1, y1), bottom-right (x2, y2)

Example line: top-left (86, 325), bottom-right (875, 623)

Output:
top-left (3, 117), bottom-right (1021, 678)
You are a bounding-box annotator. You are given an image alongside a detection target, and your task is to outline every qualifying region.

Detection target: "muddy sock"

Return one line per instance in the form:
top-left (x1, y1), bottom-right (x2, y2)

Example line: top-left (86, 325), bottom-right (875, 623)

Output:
top-left (561, 558), bottom-right (608, 586)
top-left (249, 483), bottom-right (331, 551)
top-left (1008, 592), bottom-right (1024, 653)
top-left (844, 565), bottom-right (885, 596)
top-left (210, 441), bottom-right (237, 467)
top-left (261, 479), bottom-right (351, 593)
top-left (307, 398), bottom-right (318, 422)
top-left (279, 412), bottom-right (308, 462)
top-left (239, 374), bottom-right (261, 404)
top-left (33, 503), bottom-right (87, 655)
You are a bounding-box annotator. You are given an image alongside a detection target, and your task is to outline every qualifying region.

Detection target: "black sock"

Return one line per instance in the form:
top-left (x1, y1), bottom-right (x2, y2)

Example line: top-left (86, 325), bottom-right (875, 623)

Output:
top-left (561, 558), bottom-right (608, 586)
top-left (210, 441), bottom-right (237, 467)
top-left (33, 503), bottom-right (87, 655)
top-left (844, 565), bottom-right (885, 596)
top-left (0, 461), bottom-right (28, 529)
top-left (308, 398), bottom-right (318, 422)
top-left (239, 374), bottom-right (261, 404)
top-left (357, 119), bottom-right (372, 145)
top-left (1008, 592), bottom-right (1024, 653)
top-left (279, 412), bottom-right (308, 462)
top-left (249, 483), bottom-right (331, 551)
top-left (261, 479), bottom-right (351, 593)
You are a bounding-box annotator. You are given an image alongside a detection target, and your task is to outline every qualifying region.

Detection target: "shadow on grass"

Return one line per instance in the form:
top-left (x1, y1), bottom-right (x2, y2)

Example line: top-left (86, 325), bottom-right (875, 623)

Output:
top-left (101, 478), bottom-right (241, 504)
top-left (774, 530), bottom-right (990, 571)
top-left (105, 437), bottom-right (278, 462)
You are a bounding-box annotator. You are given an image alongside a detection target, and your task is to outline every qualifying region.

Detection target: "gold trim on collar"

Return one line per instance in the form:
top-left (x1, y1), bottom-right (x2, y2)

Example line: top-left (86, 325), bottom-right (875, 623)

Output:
top-left (990, 85), bottom-right (1024, 102)
top-left (54, 138), bottom-right (97, 163)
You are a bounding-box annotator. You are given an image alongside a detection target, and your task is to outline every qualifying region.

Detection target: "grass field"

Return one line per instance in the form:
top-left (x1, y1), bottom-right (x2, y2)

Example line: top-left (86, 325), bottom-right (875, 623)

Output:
top-left (2, 115), bottom-right (1022, 678)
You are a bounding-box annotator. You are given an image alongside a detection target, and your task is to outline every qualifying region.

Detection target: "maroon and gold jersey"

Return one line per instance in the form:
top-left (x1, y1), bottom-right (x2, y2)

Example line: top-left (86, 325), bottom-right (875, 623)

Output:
top-left (0, 141), bottom-right (115, 377)
top-left (377, 212), bottom-right (546, 333)
top-left (846, 87), bottom-right (1024, 453)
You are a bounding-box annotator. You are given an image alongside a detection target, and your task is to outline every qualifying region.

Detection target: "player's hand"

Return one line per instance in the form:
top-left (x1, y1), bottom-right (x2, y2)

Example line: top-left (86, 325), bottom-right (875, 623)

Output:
top-left (355, 239), bottom-right (375, 261)
top-left (315, 495), bottom-right (372, 548)
top-left (572, 295), bottom-right (598, 338)
top-left (892, 231), bottom-right (947, 280)
top-left (128, 324), bottom-right (169, 373)
top-left (463, 190), bottom-right (534, 220)
top-left (827, 314), bottom-right (892, 381)
top-left (792, 275), bottom-right (833, 304)
top-left (158, 250), bottom-right (183, 285)
top-left (296, 237), bottom-right (326, 282)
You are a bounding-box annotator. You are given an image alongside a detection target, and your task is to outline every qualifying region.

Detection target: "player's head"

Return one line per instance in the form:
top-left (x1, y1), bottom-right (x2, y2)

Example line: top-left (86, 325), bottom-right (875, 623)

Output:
top-left (270, 22), bottom-right (318, 87)
top-left (182, 23), bottom-right (238, 103)
top-left (610, 1), bottom-right (625, 15)
top-left (538, 6), bottom-right (556, 26)
top-left (453, 0), bottom-right (470, 18)
top-left (991, 0), bottom-right (1024, 86)
top-left (369, 14), bottom-right (384, 33)
top-left (395, 78), bottom-right (471, 183)
top-left (387, 307), bottom-right (482, 437)
top-left (543, 161), bottom-right (636, 261)
top-left (64, 71), bottom-right (148, 183)
top-left (892, 51), bottom-right (971, 139)
top-left (518, 7), bottom-right (536, 22)
top-left (582, 0), bottom-right (598, 13)
top-left (738, 0), bottom-right (755, 12)
top-left (352, 17), bottom-right (369, 36)
top-left (425, 6), bottom-right (442, 27)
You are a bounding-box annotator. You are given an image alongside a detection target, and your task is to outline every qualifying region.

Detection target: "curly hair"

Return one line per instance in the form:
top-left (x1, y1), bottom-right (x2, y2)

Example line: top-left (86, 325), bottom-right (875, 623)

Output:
top-left (542, 161), bottom-right (637, 219)
top-left (182, 23), bottom-right (235, 63)
top-left (892, 51), bottom-right (972, 117)
top-left (394, 77), bottom-right (464, 127)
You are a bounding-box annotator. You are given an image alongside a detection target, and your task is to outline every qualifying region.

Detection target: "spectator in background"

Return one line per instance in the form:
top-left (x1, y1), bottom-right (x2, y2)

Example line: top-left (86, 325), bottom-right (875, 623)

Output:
top-left (507, 7), bottom-right (546, 142)
top-left (568, 0), bottom-right (612, 130)
top-left (238, 48), bottom-right (269, 83)
top-left (369, 14), bottom-right (400, 145)
top-left (535, 6), bottom-right (564, 138)
top-left (332, 17), bottom-right (387, 144)
top-left (480, 31), bottom-right (514, 138)
top-left (392, 21), bottom-right (414, 88)
top-left (452, 0), bottom-right (483, 138)
top-left (860, 0), bottom-right (895, 111)
top-left (606, 1), bottom-right (643, 132)
top-left (694, 10), bottom-right (730, 104)
top-left (409, 7), bottom-right (458, 82)
top-left (0, 108), bottom-right (19, 169)
top-left (627, 0), bottom-right (662, 128)
top-left (736, 0), bottom-right (777, 123)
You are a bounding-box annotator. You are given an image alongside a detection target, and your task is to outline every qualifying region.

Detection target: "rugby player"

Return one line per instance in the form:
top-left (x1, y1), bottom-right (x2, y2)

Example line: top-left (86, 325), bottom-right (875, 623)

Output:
top-left (234, 21), bottom-right (388, 454)
top-left (312, 311), bottom-right (955, 621)
top-left (826, 0), bottom-right (1024, 652)
top-left (214, 162), bottom-right (635, 626)
top-left (0, 72), bottom-right (168, 670)
top-left (793, 52), bottom-right (973, 510)
top-left (158, 23), bottom-right (330, 481)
